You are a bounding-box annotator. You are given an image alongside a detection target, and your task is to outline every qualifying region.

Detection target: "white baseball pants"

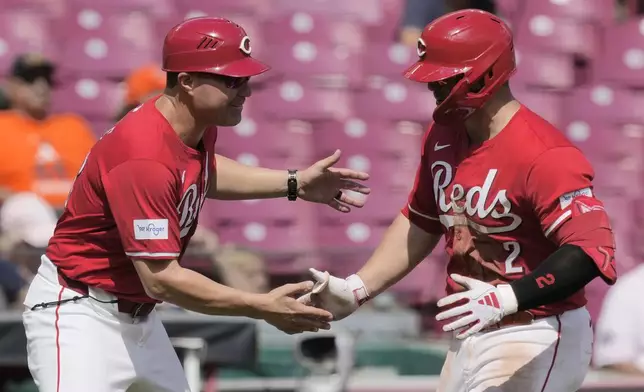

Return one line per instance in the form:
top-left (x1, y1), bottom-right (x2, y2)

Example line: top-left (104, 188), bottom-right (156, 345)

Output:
top-left (437, 306), bottom-right (593, 392)
top-left (22, 255), bottom-right (191, 392)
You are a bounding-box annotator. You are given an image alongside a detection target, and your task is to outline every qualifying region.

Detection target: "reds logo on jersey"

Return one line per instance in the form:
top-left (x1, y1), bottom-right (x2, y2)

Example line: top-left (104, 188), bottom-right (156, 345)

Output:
top-left (177, 154), bottom-right (210, 238)
top-left (431, 160), bottom-right (522, 234)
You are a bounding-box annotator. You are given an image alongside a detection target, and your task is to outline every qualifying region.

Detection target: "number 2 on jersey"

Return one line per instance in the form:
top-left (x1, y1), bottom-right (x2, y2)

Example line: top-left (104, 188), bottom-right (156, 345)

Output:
top-left (503, 241), bottom-right (524, 274)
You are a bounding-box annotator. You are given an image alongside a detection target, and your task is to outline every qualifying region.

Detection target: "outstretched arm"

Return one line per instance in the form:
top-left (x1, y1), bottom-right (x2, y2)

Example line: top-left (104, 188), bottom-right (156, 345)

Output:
top-left (208, 153), bottom-right (294, 200)
top-left (208, 150), bottom-right (370, 212)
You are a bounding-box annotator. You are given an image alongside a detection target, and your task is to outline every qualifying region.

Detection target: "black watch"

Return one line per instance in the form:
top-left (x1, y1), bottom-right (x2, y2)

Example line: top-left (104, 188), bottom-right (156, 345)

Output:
top-left (287, 169), bottom-right (298, 201)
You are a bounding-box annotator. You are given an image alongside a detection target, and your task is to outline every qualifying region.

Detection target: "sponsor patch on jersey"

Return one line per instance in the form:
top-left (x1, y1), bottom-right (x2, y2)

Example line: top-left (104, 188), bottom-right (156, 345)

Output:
top-left (559, 187), bottom-right (593, 210)
top-left (133, 219), bottom-right (169, 240)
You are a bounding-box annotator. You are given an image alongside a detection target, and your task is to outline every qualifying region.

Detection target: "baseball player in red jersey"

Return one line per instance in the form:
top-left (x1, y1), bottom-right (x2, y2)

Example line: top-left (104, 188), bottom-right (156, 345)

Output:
top-left (22, 17), bottom-right (370, 392)
top-left (299, 9), bottom-right (617, 392)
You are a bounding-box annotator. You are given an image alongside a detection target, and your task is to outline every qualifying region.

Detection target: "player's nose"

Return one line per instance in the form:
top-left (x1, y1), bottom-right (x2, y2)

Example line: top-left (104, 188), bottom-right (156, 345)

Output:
top-left (237, 81), bottom-right (252, 98)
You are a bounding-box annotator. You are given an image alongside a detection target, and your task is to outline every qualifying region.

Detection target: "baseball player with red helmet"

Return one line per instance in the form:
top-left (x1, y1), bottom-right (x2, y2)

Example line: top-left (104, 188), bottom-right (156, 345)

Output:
top-left (300, 9), bottom-right (617, 392)
top-left (22, 17), bottom-right (370, 392)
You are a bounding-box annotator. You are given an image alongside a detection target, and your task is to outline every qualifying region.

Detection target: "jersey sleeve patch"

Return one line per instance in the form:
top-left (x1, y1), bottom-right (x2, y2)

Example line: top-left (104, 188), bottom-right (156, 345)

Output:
top-left (133, 219), bottom-right (169, 240)
top-left (559, 187), bottom-right (592, 210)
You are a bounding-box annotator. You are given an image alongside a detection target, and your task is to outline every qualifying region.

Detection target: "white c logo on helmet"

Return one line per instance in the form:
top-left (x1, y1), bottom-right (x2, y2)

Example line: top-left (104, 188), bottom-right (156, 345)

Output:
top-left (417, 37), bottom-right (427, 58)
top-left (239, 36), bottom-right (252, 55)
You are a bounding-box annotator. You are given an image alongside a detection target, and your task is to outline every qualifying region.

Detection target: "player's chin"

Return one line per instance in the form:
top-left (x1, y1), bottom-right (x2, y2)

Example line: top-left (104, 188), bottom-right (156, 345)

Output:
top-left (218, 107), bottom-right (244, 127)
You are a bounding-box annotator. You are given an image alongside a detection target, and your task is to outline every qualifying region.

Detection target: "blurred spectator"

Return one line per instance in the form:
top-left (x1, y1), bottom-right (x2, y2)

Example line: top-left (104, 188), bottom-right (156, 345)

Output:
top-left (0, 53), bottom-right (96, 209)
top-left (0, 192), bottom-right (57, 308)
top-left (0, 259), bottom-right (27, 310)
top-left (592, 264), bottom-right (644, 375)
top-left (190, 225), bottom-right (221, 256)
top-left (214, 245), bottom-right (269, 294)
top-left (0, 87), bottom-right (11, 111)
top-left (398, 0), bottom-right (447, 46)
top-left (114, 64), bottom-right (165, 121)
top-left (398, 0), bottom-right (496, 46)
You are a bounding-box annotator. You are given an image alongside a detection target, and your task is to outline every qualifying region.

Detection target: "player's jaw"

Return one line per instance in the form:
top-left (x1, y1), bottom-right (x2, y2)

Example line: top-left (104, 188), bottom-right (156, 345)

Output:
top-left (192, 73), bottom-right (252, 126)
top-left (427, 74), bottom-right (463, 105)
top-left (220, 81), bottom-right (251, 126)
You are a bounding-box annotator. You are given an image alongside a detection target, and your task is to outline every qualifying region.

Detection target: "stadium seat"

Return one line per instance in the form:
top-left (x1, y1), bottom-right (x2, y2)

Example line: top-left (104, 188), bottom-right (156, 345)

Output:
top-left (514, 15), bottom-right (599, 58)
top-left (312, 118), bottom-right (423, 159)
top-left (215, 220), bottom-right (325, 275)
top-left (217, 118), bottom-right (314, 162)
top-left (0, 0), bottom-right (66, 18)
top-left (215, 219), bottom-right (317, 255)
top-left (362, 43), bottom-right (417, 80)
top-left (310, 119), bottom-right (421, 195)
top-left (67, 0), bottom-right (177, 19)
top-left (251, 80), bottom-right (354, 121)
top-left (266, 0), bottom-right (384, 23)
top-left (561, 85), bottom-right (644, 125)
top-left (264, 43), bottom-right (364, 87)
top-left (261, 12), bottom-right (366, 52)
top-left (513, 48), bottom-right (575, 90)
top-left (353, 81), bottom-right (434, 122)
top-left (56, 11), bottom-right (157, 79)
top-left (204, 196), bottom-right (316, 226)
top-left (314, 220), bottom-right (389, 276)
top-left (564, 122), bottom-right (644, 165)
top-left (51, 79), bottom-right (123, 120)
top-left (592, 160), bottom-right (643, 199)
top-left (594, 19), bottom-right (644, 87)
top-left (0, 11), bottom-right (56, 75)
top-left (522, 0), bottom-right (616, 24)
top-left (174, 0), bottom-right (266, 18)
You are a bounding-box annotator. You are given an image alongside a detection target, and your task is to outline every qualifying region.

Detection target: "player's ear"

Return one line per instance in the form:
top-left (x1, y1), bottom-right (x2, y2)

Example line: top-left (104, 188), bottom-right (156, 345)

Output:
top-left (177, 72), bottom-right (195, 96)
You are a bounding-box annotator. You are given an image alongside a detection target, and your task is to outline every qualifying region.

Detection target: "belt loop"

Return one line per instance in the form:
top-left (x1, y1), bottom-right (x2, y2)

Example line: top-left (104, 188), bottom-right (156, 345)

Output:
top-left (131, 303), bottom-right (144, 319)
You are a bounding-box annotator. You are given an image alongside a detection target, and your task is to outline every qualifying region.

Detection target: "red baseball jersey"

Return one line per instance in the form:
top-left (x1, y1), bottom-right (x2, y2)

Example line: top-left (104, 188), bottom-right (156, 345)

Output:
top-left (402, 105), bottom-right (617, 317)
top-left (46, 97), bottom-right (217, 303)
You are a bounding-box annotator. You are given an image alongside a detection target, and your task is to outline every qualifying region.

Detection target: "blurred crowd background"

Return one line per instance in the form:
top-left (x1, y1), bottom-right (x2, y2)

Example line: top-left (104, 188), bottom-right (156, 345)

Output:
top-left (1, 0), bottom-right (644, 391)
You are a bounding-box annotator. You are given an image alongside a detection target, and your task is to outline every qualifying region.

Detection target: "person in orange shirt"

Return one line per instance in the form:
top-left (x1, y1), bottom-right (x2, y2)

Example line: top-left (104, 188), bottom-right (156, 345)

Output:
top-left (114, 64), bottom-right (165, 121)
top-left (0, 53), bottom-right (96, 209)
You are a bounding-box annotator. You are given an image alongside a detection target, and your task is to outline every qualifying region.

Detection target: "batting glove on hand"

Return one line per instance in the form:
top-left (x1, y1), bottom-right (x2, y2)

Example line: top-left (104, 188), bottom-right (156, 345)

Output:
top-left (435, 274), bottom-right (518, 339)
top-left (297, 268), bottom-right (369, 321)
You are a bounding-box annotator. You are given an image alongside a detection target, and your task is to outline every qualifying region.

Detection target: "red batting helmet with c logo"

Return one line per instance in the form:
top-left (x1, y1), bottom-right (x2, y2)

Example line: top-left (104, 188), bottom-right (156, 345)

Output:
top-left (162, 17), bottom-right (270, 77)
top-left (403, 9), bottom-right (516, 125)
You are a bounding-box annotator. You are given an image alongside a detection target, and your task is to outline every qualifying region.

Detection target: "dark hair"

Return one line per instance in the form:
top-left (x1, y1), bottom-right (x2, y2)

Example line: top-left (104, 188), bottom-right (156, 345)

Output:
top-left (166, 72), bottom-right (179, 89)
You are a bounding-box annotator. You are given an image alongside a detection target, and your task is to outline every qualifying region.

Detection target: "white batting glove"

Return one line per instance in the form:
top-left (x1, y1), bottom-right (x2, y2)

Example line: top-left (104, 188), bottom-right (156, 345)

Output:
top-left (435, 274), bottom-right (518, 339)
top-left (297, 268), bottom-right (369, 321)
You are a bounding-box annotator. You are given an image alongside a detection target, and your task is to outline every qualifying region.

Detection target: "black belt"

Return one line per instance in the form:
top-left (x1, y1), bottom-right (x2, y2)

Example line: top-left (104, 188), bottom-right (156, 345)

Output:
top-left (56, 271), bottom-right (155, 318)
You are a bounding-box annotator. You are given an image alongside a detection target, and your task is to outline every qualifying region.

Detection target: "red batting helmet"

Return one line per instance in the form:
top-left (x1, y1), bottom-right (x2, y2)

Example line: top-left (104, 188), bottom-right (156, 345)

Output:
top-left (162, 17), bottom-right (270, 78)
top-left (403, 9), bottom-right (516, 125)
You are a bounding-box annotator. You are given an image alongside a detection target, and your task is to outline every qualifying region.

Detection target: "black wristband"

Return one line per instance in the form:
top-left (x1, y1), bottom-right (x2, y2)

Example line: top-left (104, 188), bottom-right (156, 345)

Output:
top-left (287, 169), bottom-right (298, 201)
top-left (510, 245), bottom-right (600, 312)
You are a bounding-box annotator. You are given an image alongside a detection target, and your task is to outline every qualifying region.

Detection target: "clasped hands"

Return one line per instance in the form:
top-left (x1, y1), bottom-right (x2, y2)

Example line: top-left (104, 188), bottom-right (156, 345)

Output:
top-left (262, 268), bottom-right (368, 335)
